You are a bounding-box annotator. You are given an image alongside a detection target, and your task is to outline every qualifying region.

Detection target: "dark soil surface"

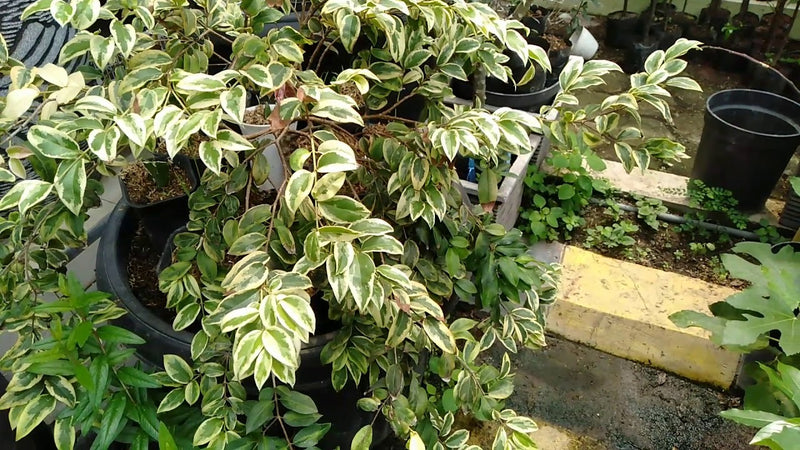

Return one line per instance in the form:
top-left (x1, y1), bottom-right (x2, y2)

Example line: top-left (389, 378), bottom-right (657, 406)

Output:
top-left (120, 161), bottom-right (192, 205)
top-left (496, 336), bottom-right (762, 450)
top-left (567, 203), bottom-right (749, 288)
top-left (128, 224), bottom-right (176, 325)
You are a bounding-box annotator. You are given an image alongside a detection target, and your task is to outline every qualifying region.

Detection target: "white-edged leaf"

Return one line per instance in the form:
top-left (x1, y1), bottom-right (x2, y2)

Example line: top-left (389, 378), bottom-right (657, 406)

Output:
top-left (284, 169), bottom-right (314, 213)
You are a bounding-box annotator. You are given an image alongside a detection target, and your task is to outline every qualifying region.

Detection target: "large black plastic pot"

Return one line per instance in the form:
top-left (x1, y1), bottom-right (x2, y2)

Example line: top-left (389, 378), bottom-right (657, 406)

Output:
top-left (522, 6), bottom-right (551, 36)
top-left (96, 204), bottom-right (388, 448)
top-left (692, 89), bottom-right (800, 211)
top-left (624, 40), bottom-right (659, 74)
top-left (606, 11), bottom-right (640, 49)
top-left (452, 77), bottom-right (560, 111)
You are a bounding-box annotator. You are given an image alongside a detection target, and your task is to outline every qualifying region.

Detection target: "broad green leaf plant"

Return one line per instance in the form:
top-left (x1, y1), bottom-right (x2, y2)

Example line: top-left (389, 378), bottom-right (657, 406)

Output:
top-left (671, 242), bottom-right (800, 449)
top-left (0, 0), bottom-right (699, 447)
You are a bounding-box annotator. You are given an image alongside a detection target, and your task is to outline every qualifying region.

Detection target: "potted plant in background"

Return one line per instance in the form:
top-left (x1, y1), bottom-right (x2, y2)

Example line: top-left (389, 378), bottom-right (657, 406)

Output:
top-left (0, 0), bottom-right (703, 446)
top-left (606, 0), bottom-right (640, 50)
top-left (699, 0), bottom-right (732, 35)
top-left (625, 0), bottom-right (660, 72)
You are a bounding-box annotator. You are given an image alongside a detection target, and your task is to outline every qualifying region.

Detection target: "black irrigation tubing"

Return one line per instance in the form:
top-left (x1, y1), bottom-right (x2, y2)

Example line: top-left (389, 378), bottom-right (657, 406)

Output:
top-left (588, 197), bottom-right (762, 240)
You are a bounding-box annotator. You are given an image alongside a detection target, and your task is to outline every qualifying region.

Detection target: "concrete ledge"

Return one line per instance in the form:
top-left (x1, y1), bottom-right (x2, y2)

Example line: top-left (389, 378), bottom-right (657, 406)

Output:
top-left (546, 246), bottom-right (741, 389)
top-left (596, 159), bottom-right (785, 227)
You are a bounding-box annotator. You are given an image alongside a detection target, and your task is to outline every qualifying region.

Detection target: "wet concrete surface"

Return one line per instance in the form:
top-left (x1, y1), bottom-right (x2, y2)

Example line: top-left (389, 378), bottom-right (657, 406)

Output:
top-left (500, 336), bottom-right (759, 450)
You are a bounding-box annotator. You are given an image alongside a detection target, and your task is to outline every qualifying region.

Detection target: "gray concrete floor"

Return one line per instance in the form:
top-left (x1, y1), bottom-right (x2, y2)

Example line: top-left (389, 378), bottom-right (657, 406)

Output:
top-left (494, 336), bottom-right (758, 450)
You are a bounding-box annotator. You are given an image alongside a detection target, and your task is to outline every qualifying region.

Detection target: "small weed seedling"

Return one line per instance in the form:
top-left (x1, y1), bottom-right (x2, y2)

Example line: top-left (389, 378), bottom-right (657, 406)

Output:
top-left (689, 242), bottom-right (716, 255)
top-left (635, 196), bottom-right (668, 230)
top-left (584, 220), bottom-right (639, 249)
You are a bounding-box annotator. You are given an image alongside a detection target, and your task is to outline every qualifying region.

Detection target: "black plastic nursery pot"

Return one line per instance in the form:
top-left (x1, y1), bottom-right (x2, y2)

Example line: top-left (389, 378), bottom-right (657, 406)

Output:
top-left (522, 6), bottom-right (550, 37)
top-left (699, 6), bottom-right (731, 32)
top-left (624, 40), bottom-right (659, 74)
top-left (692, 89), bottom-right (800, 211)
top-left (672, 12), bottom-right (697, 34)
top-left (452, 77), bottom-right (560, 111)
top-left (606, 11), bottom-right (639, 49)
top-left (119, 155), bottom-right (199, 251)
top-left (96, 204), bottom-right (389, 448)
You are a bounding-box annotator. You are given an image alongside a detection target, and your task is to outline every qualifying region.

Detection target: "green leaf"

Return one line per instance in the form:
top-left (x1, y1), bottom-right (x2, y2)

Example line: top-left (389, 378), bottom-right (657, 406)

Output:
top-left (199, 141), bottom-right (222, 175)
top-left (163, 355), bottom-right (193, 384)
top-left (49, 0), bottom-right (73, 26)
top-left (278, 388), bottom-right (318, 414)
top-left (1, 180), bottom-right (54, 214)
top-left (338, 13), bottom-right (361, 53)
top-left (53, 158), bottom-right (86, 215)
top-left (89, 35), bottom-right (114, 69)
top-left (118, 367), bottom-right (160, 388)
top-left (16, 395), bottom-right (56, 440)
top-left (284, 169), bottom-right (315, 213)
top-left (158, 423), bottom-right (178, 450)
top-left (719, 409), bottom-right (788, 428)
top-left (233, 330), bottom-right (262, 379)
top-left (360, 235), bottom-right (403, 255)
top-left (114, 114), bottom-right (147, 147)
top-left (120, 67), bottom-right (164, 93)
top-left (272, 38), bottom-right (304, 62)
top-left (173, 303), bottom-right (200, 331)
top-left (478, 169), bottom-right (498, 204)
top-left (246, 400), bottom-right (275, 434)
top-left (293, 423), bottom-right (330, 448)
top-left (311, 100), bottom-right (364, 125)
top-left (445, 429), bottom-right (470, 448)
top-left (221, 251), bottom-right (270, 293)
top-left (177, 73), bottom-right (226, 92)
top-left (95, 393), bottom-right (127, 449)
top-left (221, 306), bottom-right (260, 333)
top-left (22, 0), bottom-right (53, 20)
top-left (53, 419), bottom-right (75, 450)
top-left (277, 295), bottom-right (316, 335)
top-left (44, 376), bottom-right (76, 406)
top-left (665, 76), bottom-right (702, 92)
top-left (110, 20), bottom-right (136, 56)
top-left (262, 327), bottom-right (297, 368)
top-left (614, 142), bottom-right (634, 172)
top-left (350, 218), bottom-right (393, 236)
top-left (348, 251), bottom-right (375, 310)
top-left (28, 125), bottom-right (82, 159)
top-left (216, 130), bottom-right (254, 151)
top-left (790, 177), bottom-right (800, 197)
top-left (312, 172), bottom-right (346, 201)
top-left (557, 184), bottom-right (575, 200)
top-left (317, 140), bottom-right (358, 173)
top-left (70, 0), bottom-right (99, 29)
top-left (193, 418), bottom-right (224, 446)
top-left (318, 196), bottom-right (371, 223)
top-left (221, 86), bottom-right (246, 123)
top-left (423, 318), bottom-right (457, 353)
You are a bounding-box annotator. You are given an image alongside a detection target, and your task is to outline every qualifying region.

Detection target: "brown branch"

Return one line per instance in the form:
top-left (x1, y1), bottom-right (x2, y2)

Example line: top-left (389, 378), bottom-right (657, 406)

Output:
top-left (703, 45), bottom-right (800, 98)
top-left (362, 113), bottom-right (419, 124)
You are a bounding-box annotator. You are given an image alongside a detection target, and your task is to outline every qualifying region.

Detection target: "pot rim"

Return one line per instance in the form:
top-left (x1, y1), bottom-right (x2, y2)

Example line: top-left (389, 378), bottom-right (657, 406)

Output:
top-left (706, 89), bottom-right (800, 139)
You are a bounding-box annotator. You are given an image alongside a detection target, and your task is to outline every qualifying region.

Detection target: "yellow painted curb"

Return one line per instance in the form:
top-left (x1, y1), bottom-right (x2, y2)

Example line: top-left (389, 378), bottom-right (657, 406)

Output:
top-left (546, 246), bottom-right (741, 389)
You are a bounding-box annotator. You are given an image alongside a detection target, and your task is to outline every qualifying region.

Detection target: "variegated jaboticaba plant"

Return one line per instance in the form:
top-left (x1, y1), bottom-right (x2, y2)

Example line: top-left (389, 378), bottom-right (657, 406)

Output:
top-left (0, 0), bottom-right (700, 447)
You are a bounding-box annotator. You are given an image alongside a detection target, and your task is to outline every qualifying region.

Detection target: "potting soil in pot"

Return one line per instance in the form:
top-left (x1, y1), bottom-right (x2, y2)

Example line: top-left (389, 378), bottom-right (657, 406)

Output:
top-left (120, 162), bottom-right (194, 204)
top-left (127, 222), bottom-right (187, 327)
